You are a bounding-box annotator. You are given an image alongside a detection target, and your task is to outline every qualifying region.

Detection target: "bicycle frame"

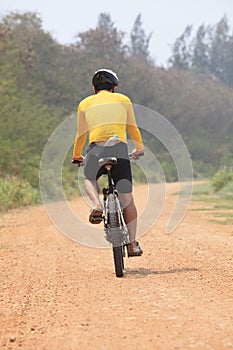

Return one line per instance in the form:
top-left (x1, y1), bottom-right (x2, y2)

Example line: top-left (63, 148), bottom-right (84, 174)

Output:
top-left (102, 161), bottom-right (129, 247)
top-left (98, 157), bottom-right (130, 277)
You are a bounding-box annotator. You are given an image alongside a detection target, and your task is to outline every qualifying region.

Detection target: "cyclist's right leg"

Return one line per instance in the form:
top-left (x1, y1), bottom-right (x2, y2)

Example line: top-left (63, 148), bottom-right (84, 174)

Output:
top-left (118, 192), bottom-right (143, 256)
top-left (118, 192), bottom-right (137, 242)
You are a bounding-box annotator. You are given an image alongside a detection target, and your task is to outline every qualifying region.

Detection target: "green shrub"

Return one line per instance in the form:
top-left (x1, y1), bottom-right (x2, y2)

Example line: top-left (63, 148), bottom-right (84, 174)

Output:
top-left (160, 159), bottom-right (178, 182)
top-left (211, 167), bottom-right (233, 192)
top-left (0, 176), bottom-right (39, 211)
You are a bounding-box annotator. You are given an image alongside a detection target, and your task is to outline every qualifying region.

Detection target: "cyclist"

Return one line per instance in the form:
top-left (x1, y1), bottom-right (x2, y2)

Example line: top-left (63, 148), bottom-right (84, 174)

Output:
top-left (72, 69), bottom-right (144, 256)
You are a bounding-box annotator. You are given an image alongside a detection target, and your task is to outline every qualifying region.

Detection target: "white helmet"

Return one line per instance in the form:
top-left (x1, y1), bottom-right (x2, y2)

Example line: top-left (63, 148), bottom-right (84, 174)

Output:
top-left (92, 69), bottom-right (119, 88)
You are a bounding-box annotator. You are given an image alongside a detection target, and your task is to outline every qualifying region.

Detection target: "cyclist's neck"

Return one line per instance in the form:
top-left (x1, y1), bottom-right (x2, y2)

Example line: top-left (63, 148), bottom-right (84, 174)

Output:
top-left (96, 90), bottom-right (113, 94)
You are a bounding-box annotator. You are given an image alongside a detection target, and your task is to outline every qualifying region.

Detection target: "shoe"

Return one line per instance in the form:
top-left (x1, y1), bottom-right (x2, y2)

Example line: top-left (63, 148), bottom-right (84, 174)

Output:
top-left (127, 241), bottom-right (143, 257)
top-left (89, 208), bottom-right (103, 224)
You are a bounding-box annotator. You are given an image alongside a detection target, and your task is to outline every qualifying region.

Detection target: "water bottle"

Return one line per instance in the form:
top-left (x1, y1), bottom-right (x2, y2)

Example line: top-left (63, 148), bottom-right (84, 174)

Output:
top-left (104, 134), bottom-right (118, 147)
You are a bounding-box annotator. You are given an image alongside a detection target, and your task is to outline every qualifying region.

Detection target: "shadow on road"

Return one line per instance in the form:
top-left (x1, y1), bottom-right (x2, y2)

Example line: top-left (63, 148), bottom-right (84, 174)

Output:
top-left (125, 267), bottom-right (198, 278)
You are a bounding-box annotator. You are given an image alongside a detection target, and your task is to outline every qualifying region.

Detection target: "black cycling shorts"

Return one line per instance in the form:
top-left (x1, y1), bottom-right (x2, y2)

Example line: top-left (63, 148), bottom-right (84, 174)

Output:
top-left (84, 141), bottom-right (132, 193)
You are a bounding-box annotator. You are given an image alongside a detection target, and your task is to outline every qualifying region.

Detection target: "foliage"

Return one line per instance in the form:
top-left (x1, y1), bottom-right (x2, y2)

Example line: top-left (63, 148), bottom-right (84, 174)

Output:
top-left (169, 25), bottom-right (193, 69)
top-left (129, 14), bottom-right (153, 60)
top-left (0, 176), bottom-right (39, 211)
top-left (1, 11), bottom-right (233, 211)
top-left (169, 15), bottom-right (233, 88)
top-left (211, 167), bottom-right (233, 192)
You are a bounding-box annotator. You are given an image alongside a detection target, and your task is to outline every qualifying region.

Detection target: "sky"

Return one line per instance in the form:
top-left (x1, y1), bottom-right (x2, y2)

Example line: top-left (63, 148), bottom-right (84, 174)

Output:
top-left (1, 0), bottom-right (233, 65)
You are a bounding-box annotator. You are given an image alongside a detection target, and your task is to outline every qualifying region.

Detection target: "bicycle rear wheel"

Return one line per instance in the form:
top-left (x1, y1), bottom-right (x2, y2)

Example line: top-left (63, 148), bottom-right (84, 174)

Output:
top-left (112, 246), bottom-right (124, 277)
top-left (107, 193), bottom-right (124, 277)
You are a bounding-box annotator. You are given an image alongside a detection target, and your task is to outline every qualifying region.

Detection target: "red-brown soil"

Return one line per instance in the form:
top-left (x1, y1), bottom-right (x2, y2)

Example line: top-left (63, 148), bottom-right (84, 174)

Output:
top-left (0, 183), bottom-right (233, 349)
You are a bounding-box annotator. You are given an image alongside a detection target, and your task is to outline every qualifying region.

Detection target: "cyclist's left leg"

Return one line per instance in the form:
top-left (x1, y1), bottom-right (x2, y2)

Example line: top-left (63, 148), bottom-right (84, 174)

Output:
top-left (84, 177), bottom-right (103, 224)
top-left (84, 177), bottom-right (102, 210)
top-left (83, 144), bottom-right (104, 222)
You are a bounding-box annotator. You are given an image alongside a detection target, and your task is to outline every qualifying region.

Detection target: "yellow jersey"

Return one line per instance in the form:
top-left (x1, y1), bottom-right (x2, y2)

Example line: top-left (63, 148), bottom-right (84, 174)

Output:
top-left (73, 90), bottom-right (144, 158)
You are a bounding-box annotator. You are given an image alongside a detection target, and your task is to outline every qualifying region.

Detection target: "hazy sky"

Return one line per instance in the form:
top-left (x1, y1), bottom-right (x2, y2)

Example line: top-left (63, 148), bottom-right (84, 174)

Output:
top-left (1, 0), bottom-right (233, 65)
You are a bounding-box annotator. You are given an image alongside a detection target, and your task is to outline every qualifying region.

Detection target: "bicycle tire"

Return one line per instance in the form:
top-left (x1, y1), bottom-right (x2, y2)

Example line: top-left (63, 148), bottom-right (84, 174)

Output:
top-left (112, 246), bottom-right (124, 277)
top-left (121, 245), bottom-right (125, 269)
top-left (107, 193), bottom-right (124, 277)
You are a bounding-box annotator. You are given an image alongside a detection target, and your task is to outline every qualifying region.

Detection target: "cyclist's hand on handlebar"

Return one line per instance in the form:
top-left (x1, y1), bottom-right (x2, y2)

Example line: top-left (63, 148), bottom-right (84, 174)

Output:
top-left (72, 155), bottom-right (85, 166)
top-left (129, 148), bottom-right (144, 160)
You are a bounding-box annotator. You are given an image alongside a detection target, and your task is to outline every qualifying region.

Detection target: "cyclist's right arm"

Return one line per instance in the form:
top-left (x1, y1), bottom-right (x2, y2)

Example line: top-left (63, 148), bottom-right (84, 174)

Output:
top-left (126, 99), bottom-right (144, 154)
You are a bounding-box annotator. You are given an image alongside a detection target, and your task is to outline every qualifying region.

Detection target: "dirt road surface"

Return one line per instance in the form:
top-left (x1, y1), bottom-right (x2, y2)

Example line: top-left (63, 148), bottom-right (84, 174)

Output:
top-left (0, 183), bottom-right (233, 350)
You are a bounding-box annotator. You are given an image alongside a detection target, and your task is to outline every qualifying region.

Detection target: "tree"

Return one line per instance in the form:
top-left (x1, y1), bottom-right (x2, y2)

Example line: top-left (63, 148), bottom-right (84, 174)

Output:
top-left (75, 13), bottom-right (126, 65)
top-left (169, 15), bottom-right (233, 88)
top-left (70, 13), bottom-right (128, 98)
top-left (223, 35), bottom-right (233, 87)
top-left (169, 25), bottom-right (192, 69)
top-left (209, 16), bottom-right (231, 83)
top-left (191, 24), bottom-right (211, 73)
top-left (97, 12), bottom-right (114, 30)
top-left (129, 14), bottom-right (152, 60)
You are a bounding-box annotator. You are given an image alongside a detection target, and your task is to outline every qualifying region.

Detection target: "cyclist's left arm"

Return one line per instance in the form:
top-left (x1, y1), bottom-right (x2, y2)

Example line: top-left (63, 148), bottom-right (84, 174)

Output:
top-left (73, 109), bottom-right (87, 160)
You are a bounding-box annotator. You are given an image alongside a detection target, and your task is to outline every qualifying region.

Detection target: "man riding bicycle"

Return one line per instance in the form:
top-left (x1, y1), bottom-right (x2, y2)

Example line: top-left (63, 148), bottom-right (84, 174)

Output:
top-left (72, 69), bottom-right (144, 256)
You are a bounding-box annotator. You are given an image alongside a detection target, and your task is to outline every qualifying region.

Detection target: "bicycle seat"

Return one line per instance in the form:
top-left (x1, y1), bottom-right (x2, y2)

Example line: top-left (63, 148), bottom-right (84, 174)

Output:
top-left (98, 157), bottom-right (117, 167)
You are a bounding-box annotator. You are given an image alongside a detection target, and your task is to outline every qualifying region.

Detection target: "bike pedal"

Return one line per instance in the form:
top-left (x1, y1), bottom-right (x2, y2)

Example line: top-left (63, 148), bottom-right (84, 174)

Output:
top-left (127, 253), bottom-right (143, 258)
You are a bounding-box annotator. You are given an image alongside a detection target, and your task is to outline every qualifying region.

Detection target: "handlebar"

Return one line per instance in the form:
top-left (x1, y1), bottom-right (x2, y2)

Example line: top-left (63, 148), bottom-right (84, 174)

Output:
top-left (72, 159), bottom-right (84, 166)
top-left (128, 151), bottom-right (144, 160)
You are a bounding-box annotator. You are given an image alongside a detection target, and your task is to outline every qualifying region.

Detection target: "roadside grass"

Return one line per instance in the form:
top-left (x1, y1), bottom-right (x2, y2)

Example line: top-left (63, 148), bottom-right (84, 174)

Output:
top-left (209, 211), bottom-right (233, 225)
top-left (190, 181), bottom-right (233, 225)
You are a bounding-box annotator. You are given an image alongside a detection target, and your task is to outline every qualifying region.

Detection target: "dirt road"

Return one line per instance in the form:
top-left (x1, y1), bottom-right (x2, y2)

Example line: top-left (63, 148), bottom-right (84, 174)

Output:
top-left (0, 183), bottom-right (233, 350)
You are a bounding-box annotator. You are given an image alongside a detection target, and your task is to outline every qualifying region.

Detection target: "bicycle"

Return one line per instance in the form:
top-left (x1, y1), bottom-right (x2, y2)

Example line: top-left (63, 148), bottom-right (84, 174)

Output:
top-left (99, 156), bottom-right (129, 277)
top-left (73, 151), bottom-right (143, 278)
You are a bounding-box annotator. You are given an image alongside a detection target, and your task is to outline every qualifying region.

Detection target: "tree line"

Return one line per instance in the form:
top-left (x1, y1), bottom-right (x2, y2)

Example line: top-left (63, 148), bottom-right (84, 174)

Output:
top-left (169, 15), bottom-right (233, 88)
top-left (0, 11), bottom-right (233, 209)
